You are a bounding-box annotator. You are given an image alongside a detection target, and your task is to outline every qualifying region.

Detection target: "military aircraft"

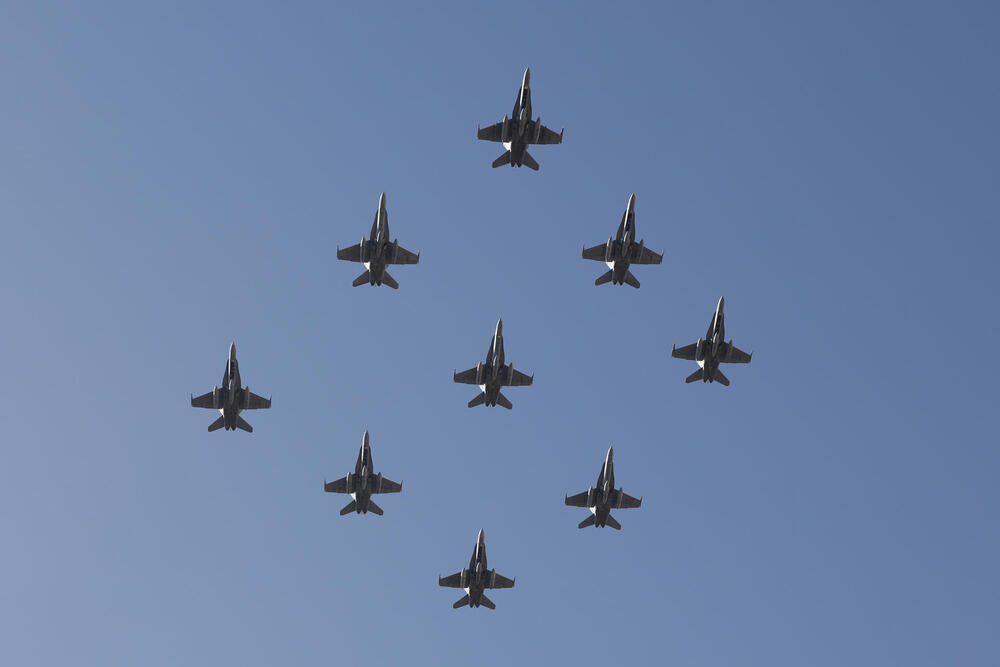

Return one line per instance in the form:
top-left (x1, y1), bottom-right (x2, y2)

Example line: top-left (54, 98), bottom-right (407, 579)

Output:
top-left (565, 446), bottom-right (642, 529)
top-left (190, 343), bottom-right (271, 432)
top-left (477, 67), bottom-right (563, 170)
top-left (453, 318), bottom-right (533, 409)
top-left (336, 192), bottom-right (419, 288)
top-left (438, 529), bottom-right (515, 609)
top-left (582, 193), bottom-right (663, 288)
top-left (324, 430), bottom-right (402, 516)
top-left (671, 296), bottom-right (752, 385)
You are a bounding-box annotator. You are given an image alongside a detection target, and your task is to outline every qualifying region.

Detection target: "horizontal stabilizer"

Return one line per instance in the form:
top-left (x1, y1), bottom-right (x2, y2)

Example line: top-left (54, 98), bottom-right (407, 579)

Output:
top-left (595, 270), bottom-right (613, 286)
top-left (479, 594), bottom-right (496, 610)
top-left (339, 500), bottom-right (357, 515)
top-left (623, 270), bottom-right (640, 289)
top-left (685, 369), bottom-right (703, 383)
top-left (207, 416), bottom-right (225, 432)
top-left (453, 595), bottom-right (470, 609)
top-left (367, 500), bottom-right (384, 516)
top-left (604, 514), bottom-right (622, 530)
top-left (492, 151), bottom-right (511, 168)
top-left (352, 270), bottom-right (371, 287)
top-left (521, 151), bottom-right (539, 171)
top-left (578, 515), bottom-right (596, 529)
top-left (380, 271), bottom-right (399, 289)
top-left (236, 416), bottom-right (253, 433)
top-left (714, 370), bottom-right (731, 386)
top-left (495, 391), bottom-right (513, 410)
top-left (468, 393), bottom-right (486, 408)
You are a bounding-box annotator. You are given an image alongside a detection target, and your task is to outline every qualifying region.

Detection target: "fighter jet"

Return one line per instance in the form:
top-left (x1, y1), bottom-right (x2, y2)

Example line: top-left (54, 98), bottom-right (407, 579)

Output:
top-left (323, 430), bottom-right (402, 516)
top-left (438, 529), bottom-right (515, 610)
top-left (190, 343), bottom-right (271, 432)
top-left (565, 447), bottom-right (642, 530)
top-left (477, 67), bottom-right (563, 170)
top-left (582, 193), bottom-right (663, 288)
top-left (453, 318), bottom-right (533, 409)
top-left (671, 296), bottom-right (753, 385)
top-left (336, 192), bottom-right (419, 289)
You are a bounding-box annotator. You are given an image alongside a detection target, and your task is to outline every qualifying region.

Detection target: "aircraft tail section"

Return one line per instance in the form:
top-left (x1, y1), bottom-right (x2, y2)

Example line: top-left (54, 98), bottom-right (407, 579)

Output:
top-left (207, 416), bottom-right (226, 432)
top-left (380, 271), bottom-right (399, 289)
top-left (578, 515), bottom-right (596, 529)
top-left (352, 270), bottom-right (371, 287)
top-left (595, 270), bottom-right (613, 286)
top-left (685, 369), bottom-right (704, 383)
top-left (604, 514), bottom-right (622, 530)
top-left (495, 391), bottom-right (513, 410)
top-left (623, 270), bottom-right (640, 289)
top-left (340, 500), bottom-right (357, 515)
top-left (468, 393), bottom-right (486, 408)
top-left (492, 151), bottom-right (511, 168)
top-left (453, 595), bottom-right (470, 609)
top-left (714, 370), bottom-right (731, 386)
top-left (521, 151), bottom-right (539, 171)
top-left (479, 593), bottom-right (496, 610)
top-left (236, 416), bottom-right (253, 433)
top-left (367, 500), bottom-right (384, 516)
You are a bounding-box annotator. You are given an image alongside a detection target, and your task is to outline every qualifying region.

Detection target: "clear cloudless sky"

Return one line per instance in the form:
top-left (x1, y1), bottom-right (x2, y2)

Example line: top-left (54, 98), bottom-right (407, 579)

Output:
top-left (1, 2), bottom-right (998, 665)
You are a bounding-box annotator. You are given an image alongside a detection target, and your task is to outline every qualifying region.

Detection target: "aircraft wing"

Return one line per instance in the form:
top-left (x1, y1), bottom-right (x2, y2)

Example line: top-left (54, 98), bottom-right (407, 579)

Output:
top-left (504, 369), bottom-right (533, 387)
top-left (376, 477), bottom-right (402, 494)
top-left (324, 477), bottom-right (348, 494)
top-left (533, 124), bottom-right (563, 145)
top-left (453, 367), bottom-right (479, 384)
top-left (245, 392), bottom-right (271, 409)
top-left (337, 244), bottom-right (362, 262)
top-left (488, 571), bottom-right (516, 589)
top-left (630, 245), bottom-right (663, 264)
top-left (477, 122), bottom-right (504, 142)
top-left (671, 343), bottom-right (698, 361)
top-left (565, 491), bottom-right (590, 507)
top-left (723, 344), bottom-right (753, 364)
top-left (615, 491), bottom-right (643, 509)
top-left (582, 243), bottom-right (607, 261)
top-left (190, 391), bottom-right (215, 409)
top-left (390, 244), bottom-right (420, 265)
top-left (438, 572), bottom-right (464, 588)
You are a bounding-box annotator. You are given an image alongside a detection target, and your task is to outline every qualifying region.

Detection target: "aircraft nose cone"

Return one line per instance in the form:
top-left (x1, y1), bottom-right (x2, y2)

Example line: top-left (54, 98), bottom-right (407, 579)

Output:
top-left (522, 67), bottom-right (530, 88)
top-left (496, 318), bottom-right (503, 336)
top-left (607, 446), bottom-right (615, 461)
top-left (378, 192), bottom-right (386, 209)
top-left (478, 528), bottom-right (485, 543)
top-left (628, 193), bottom-right (635, 208)
top-left (718, 296), bottom-right (725, 311)
top-left (229, 342), bottom-right (236, 359)
top-left (363, 430), bottom-right (370, 447)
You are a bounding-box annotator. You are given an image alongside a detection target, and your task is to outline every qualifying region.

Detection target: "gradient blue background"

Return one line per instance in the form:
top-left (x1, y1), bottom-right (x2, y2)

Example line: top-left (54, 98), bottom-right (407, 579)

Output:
top-left (1, 2), bottom-right (997, 665)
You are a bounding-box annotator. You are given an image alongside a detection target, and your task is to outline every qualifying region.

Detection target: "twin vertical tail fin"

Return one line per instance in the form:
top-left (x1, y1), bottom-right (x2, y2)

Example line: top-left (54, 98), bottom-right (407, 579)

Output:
top-left (521, 151), bottom-right (539, 171)
top-left (492, 152), bottom-right (511, 168)
top-left (236, 417), bottom-right (253, 432)
top-left (595, 270), bottom-right (613, 286)
top-left (685, 369), bottom-right (704, 383)
top-left (453, 595), bottom-right (470, 608)
top-left (207, 416), bottom-right (226, 432)
top-left (352, 270), bottom-right (371, 287)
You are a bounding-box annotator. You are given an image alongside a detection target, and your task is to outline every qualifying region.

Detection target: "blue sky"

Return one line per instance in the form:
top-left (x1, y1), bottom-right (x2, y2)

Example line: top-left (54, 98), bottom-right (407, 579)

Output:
top-left (1, 2), bottom-right (997, 665)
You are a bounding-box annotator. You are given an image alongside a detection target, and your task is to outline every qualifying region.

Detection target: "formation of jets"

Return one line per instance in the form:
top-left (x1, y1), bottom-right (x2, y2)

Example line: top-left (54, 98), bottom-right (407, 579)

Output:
top-left (187, 68), bottom-right (754, 610)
